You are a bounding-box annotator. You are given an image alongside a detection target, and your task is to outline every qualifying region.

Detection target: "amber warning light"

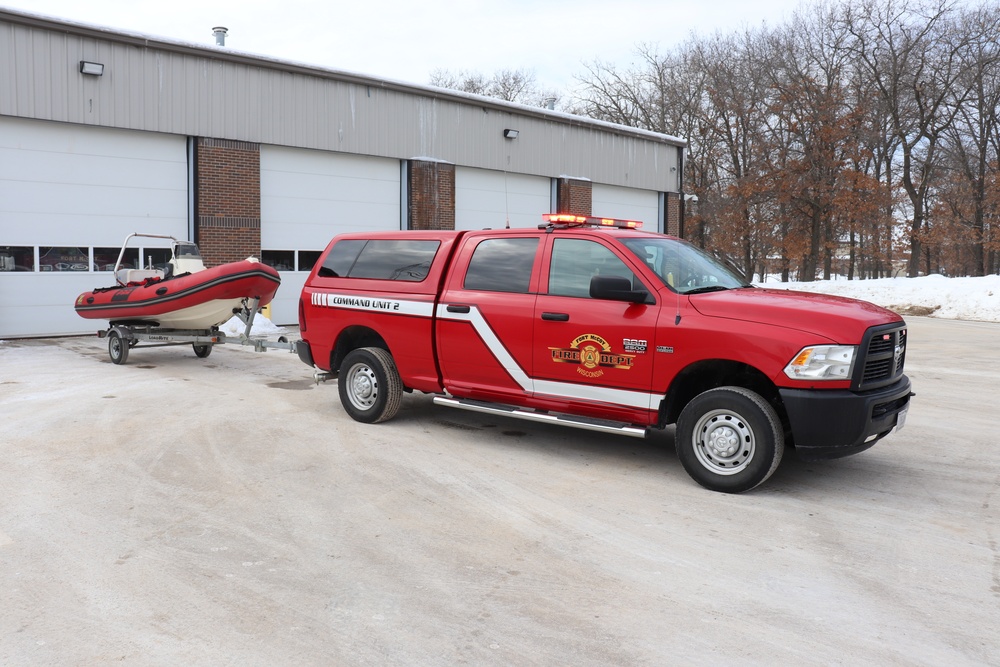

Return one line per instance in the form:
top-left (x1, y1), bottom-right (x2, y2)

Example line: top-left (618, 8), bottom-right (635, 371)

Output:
top-left (542, 213), bottom-right (643, 229)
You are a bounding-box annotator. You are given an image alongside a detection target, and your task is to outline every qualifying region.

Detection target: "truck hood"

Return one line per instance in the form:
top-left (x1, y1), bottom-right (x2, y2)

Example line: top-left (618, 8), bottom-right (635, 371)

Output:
top-left (687, 287), bottom-right (902, 340)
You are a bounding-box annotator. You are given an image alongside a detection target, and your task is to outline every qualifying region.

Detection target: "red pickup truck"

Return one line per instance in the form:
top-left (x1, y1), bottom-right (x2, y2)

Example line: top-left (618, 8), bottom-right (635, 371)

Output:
top-left (296, 214), bottom-right (912, 493)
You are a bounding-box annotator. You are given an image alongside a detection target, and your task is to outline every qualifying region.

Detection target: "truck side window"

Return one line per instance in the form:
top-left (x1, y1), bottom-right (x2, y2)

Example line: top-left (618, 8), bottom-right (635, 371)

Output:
top-left (318, 239), bottom-right (440, 281)
top-left (463, 237), bottom-right (539, 293)
top-left (318, 239), bottom-right (367, 277)
top-left (548, 238), bottom-right (637, 298)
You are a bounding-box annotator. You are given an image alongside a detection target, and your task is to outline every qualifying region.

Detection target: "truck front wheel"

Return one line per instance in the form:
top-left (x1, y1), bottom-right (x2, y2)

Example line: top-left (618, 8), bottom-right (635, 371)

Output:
top-left (676, 386), bottom-right (784, 493)
top-left (338, 347), bottom-right (403, 424)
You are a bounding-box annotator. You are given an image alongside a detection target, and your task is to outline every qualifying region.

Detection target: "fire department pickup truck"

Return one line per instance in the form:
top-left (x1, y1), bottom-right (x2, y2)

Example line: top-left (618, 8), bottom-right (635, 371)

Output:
top-left (296, 214), bottom-right (912, 493)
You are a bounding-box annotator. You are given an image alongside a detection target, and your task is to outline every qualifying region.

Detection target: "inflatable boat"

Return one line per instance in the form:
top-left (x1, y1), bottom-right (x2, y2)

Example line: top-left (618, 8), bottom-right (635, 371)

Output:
top-left (74, 233), bottom-right (281, 330)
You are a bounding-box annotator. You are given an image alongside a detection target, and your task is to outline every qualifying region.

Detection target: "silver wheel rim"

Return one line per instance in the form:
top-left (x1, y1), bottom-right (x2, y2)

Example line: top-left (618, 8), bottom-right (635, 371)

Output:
top-left (109, 334), bottom-right (123, 359)
top-left (346, 362), bottom-right (379, 411)
top-left (691, 408), bottom-right (756, 475)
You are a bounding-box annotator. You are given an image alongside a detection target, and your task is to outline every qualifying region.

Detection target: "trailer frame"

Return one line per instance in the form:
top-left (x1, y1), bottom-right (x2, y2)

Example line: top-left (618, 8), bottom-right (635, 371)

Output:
top-left (96, 297), bottom-right (299, 365)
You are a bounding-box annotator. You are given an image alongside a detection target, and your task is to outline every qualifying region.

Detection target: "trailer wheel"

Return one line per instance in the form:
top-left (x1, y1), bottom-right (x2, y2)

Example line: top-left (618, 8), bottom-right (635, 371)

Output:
top-left (108, 328), bottom-right (130, 365)
top-left (193, 344), bottom-right (213, 358)
top-left (338, 347), bottom-right (403, 424)
top-left (675, 386), bottom-right (784, 493)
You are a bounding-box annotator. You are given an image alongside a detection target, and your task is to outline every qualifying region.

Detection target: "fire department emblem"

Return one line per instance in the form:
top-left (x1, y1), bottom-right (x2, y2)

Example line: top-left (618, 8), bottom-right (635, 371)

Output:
top-left (549, 333), bottom-right (636, 379)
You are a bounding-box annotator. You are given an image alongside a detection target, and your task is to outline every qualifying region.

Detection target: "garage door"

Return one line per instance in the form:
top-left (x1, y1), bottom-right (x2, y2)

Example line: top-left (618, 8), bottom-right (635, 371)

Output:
top-left (455, 168), bottom-right (552, 231)
top-left (0, 116), bottom-right (188, 337)
top-left (592, 184), bottom-right (661, 232)
top-left (260, 145), bottom-right (401, 324)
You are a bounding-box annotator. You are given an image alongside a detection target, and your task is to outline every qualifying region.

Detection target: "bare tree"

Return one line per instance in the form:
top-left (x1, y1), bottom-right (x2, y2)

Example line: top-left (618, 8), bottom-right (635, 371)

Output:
top-left (428, 67), bottom-right (556, 107)
top-left (934, 3), bottom-right (1000, 275)
top-left (841, 0), bottom-right (978, 277)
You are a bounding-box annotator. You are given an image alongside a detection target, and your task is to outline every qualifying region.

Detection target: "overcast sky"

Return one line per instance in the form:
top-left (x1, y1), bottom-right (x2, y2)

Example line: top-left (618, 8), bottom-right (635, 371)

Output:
top-left (2, 0), bottom-right (808, 93)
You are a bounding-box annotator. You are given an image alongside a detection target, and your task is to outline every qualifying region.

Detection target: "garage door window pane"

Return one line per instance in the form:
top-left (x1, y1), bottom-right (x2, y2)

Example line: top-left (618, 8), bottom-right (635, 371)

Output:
top-left (0, 246), bottom-right (34, 272)
top-left (143, 248), bottom-right (172, 270)
top-left (39, 247), bottom-right (89, 272)
top-left (94, 247), bottom-right (138, 271)
top-left (262, 250), bottom-right (295, 271)
top-left (298, 250), bottom-right (322, 272)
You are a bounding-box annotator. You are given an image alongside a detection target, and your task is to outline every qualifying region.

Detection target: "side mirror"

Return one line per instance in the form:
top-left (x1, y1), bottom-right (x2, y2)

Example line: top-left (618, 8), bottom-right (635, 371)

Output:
top-left (590, 275), bottom-right (650, 304)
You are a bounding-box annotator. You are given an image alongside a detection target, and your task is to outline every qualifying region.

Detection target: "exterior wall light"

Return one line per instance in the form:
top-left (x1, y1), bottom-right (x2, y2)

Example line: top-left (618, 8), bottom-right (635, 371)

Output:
top-left (503, 129), bottom-right (519, 139)
top-left (79, 61), bottom-right (104, 76)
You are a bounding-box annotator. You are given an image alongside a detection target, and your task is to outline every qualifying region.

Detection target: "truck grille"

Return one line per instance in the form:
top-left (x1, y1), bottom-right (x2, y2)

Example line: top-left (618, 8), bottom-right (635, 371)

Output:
top-left (855, 325), bottom-right (907, 391)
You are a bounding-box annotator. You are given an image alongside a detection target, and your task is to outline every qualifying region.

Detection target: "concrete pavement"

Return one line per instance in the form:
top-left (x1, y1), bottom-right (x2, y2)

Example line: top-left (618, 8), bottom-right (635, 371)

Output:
top-left (1, 317), bottom-right (997, 665)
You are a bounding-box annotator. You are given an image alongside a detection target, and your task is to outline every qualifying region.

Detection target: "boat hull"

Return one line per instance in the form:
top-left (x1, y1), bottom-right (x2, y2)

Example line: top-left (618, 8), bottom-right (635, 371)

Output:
top-left (74, 259), bottom-right (281, 329)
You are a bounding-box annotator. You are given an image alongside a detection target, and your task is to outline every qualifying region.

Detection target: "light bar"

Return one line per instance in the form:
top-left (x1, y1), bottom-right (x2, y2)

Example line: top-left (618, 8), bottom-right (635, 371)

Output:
top-left (542, 213), bottom-right (642, 229)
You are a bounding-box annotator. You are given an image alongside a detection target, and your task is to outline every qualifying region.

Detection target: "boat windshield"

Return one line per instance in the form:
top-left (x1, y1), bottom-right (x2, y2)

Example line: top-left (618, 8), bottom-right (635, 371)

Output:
top-left (621, 237), bottom-right (749, 295)
top-left (174, 242), bottom-right (202, 259)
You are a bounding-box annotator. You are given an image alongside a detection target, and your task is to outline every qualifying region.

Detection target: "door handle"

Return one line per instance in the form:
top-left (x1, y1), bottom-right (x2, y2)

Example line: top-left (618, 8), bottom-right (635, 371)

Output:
top-left (541, 312), bottom-right (569, 321)
top-left (446, 304), bottom-right (471, 313)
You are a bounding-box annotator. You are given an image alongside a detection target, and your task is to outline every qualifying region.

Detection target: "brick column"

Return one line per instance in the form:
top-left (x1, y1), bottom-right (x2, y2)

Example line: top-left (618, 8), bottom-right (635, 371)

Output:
top-left (556, 177), bottom-right (592, 216)
top-left (195, 138), bottom-right (261, 266)
top-left (665, 192), bottom-right (682, 237)
top-left (408, 160), bottom-right (455, 230)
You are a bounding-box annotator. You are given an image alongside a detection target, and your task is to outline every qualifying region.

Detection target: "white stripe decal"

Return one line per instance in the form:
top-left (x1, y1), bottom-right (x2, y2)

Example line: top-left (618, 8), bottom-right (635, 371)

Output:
top-left (437, 303), bottom-right (660, 411)
top-left (534, 380), bottom-right (658, 411)
top-left (312, 291), bottom-right (434, 317)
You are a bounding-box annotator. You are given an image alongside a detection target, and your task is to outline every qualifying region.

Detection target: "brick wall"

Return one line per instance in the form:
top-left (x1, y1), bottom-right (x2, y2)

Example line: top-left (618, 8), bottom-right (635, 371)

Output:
top-left (408, 160), bottom-right (455, 230)
top-left (557, 178), bottom-right (592, 216)
top-left (196, 138), bottom-right (261, 266)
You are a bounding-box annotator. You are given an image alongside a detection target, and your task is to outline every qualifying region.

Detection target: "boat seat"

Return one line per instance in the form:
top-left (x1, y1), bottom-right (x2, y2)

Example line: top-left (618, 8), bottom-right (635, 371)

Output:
top-left (117, 268), bottom-right (164, 284)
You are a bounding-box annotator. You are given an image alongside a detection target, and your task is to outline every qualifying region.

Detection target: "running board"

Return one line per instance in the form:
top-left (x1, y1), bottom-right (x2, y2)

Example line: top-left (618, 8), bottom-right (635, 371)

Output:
top-left (433, 397), bottom-right (648, 439)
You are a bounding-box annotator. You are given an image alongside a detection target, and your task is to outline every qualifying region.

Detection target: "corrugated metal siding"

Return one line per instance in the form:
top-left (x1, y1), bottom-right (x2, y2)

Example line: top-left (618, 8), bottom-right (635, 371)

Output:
top-left (1, 11), bottom-right (684, 193)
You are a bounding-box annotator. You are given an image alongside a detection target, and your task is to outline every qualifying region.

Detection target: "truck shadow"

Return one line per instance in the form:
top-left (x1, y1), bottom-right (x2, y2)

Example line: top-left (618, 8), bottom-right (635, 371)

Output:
top-left (397, 394), bottom-right (890, 495)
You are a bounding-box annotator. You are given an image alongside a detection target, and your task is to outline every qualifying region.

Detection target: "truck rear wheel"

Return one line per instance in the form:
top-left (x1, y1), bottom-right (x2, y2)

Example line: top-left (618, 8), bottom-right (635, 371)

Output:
top-left (338, 347), bottom-right (403, 424)
top-left (676, 386), bottom-right (784, 493)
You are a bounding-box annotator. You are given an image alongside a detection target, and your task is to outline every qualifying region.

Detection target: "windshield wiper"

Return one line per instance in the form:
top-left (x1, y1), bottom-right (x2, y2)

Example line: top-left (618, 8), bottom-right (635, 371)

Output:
top-left (684, 285), bottom-right (733, 295)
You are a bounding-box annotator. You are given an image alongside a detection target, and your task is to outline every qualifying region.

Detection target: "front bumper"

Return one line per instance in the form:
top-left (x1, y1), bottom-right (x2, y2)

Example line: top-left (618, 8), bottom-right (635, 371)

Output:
top-left (779, 375), bottom-right (912, 460)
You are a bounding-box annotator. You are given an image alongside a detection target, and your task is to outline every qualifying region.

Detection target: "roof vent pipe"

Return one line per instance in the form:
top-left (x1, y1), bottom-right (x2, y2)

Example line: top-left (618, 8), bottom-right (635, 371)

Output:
top-left (212, 26), bottom-right (228, 46)
top-left (544, 97), bottom-right (556, 110)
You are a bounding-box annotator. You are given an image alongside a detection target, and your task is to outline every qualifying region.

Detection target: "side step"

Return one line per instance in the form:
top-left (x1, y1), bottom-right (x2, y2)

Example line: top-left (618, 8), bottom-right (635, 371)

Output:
top-left (433, 396), bottom-right (648, 439)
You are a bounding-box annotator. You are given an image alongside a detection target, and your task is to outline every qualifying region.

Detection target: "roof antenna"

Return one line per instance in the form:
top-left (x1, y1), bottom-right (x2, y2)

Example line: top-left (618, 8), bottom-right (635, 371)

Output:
top-left (672, 249), bottom-right (682, 325)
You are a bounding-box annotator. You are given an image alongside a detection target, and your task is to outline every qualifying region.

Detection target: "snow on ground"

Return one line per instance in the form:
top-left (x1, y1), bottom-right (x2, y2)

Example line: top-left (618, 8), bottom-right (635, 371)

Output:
top-left (219, 313), bottom-right (286, 337)
top-left (755, 274), bottom-right (1000, 323)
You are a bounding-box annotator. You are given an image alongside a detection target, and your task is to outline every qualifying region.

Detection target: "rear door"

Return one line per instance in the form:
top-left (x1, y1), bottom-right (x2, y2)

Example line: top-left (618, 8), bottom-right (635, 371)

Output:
top-left (435, 233), bottom-right (544, 402)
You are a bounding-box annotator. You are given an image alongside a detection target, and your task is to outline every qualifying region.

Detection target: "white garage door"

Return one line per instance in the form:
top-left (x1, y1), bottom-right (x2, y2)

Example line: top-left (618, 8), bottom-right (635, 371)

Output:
top-left (260, 145), bottom-right (401, 324)
top-left (0, 116), bottom-right (188, 337)
top-left (592, 184), bottom-right (661, 232)
top-left (455, 168), bottom-right (552, 231)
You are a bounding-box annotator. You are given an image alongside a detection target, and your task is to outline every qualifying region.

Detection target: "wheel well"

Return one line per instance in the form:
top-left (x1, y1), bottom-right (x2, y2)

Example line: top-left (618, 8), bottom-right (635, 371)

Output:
top-left (330, 326), bottom-right (389, 373)
top-left (661, 360), bottom-right (786, 428)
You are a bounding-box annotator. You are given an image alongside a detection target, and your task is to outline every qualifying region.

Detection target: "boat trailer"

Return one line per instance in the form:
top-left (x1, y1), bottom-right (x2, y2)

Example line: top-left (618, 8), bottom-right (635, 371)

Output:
top-left (96, 297), bottom-right (299, 365)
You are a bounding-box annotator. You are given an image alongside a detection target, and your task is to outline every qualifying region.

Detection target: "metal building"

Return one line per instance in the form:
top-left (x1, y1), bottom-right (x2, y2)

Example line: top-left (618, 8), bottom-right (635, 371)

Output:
top-left (0, 8), bottom-right (686, 336)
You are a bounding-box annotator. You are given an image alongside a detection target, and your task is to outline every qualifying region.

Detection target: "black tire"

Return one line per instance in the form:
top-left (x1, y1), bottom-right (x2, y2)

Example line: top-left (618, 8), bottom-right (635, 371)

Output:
top-left (193, 343), bottom-right (213, 358)
top-left (338, 347), bottom-right (403, 424)
top-left (108, 328), bottom-right (130, 365)
top-left (675, 386), bottom-right (784, 493)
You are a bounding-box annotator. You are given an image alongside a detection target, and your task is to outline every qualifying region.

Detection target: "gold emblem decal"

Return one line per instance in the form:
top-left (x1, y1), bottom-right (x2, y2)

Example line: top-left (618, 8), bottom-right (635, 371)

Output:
top-left (549, 333), bottom-right (635, 379)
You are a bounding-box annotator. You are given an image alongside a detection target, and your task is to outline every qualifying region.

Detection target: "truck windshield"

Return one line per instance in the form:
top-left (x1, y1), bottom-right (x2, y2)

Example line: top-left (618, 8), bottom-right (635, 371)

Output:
top-left (621, 237), bottom-right (748, 295)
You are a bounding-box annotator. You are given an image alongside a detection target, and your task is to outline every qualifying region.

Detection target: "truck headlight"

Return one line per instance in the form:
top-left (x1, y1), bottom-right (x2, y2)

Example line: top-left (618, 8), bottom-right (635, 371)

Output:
top-left (784, 345), bottom-right (856, 381)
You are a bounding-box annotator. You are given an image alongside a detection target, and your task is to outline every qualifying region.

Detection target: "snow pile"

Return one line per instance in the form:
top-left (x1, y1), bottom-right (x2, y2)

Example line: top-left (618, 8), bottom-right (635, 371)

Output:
top-left (756, 274), bottom-right (1000, 322)
top-left (219, 313), bottom-right (286, 337)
